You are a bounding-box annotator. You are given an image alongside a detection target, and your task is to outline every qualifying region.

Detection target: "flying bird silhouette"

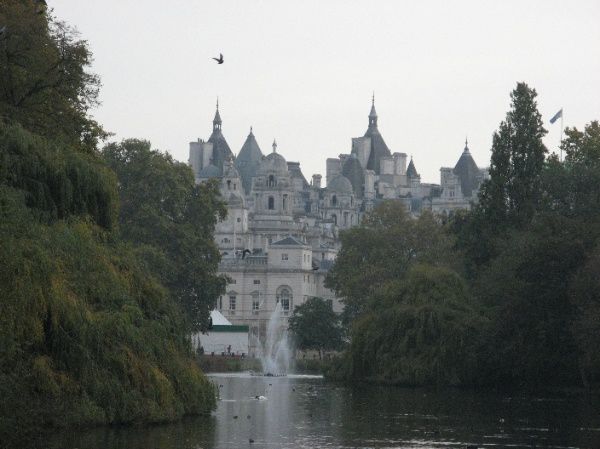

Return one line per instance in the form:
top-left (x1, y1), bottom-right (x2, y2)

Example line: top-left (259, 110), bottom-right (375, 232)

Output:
top-left (212, 53), bottom-right (224, 64)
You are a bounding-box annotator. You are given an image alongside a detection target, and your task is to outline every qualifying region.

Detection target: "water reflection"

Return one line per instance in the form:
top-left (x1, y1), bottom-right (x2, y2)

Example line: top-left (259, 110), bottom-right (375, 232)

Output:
top-left (37, 372), bottom-right (599, 449)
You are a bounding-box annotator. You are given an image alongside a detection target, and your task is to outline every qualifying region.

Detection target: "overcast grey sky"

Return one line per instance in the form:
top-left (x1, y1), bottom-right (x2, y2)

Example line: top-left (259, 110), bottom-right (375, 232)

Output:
top-left (52, 0), bottom-right (600, 183)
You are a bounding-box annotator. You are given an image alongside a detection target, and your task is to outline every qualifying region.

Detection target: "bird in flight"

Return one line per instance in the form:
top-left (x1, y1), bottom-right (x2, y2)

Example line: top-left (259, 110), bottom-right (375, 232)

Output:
top-left (212, 53), bottom-right (224, 64)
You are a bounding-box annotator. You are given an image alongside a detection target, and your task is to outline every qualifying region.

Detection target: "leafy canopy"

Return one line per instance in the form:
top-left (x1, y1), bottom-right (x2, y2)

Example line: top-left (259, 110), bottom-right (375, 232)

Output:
top-left (0, 0), bottom-right (106, 152)
top-left (102, 139), bottom-right (228, 332)
top-left (288, 297), bottom-right (344, 353)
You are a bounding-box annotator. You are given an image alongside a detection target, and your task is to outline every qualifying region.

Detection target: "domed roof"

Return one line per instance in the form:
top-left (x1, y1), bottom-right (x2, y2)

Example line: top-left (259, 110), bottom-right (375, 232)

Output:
top-left (198, 164), bottom-right (220, 179)
top-left (258, 151), bottom-right (289, 176)
top-left (328, 174), bottom-right (353, 194)
top-left (223, 160), bottom-right (240, 179)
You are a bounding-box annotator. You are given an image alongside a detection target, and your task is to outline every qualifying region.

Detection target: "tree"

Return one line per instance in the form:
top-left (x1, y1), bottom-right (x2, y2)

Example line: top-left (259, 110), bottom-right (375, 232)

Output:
top-left (0, 0), bottom-right (105, 152)
top-left (325, 201), bottom-right (455, 323)
top-left (454, 83), bottom-right (548, 275)
top-left (474, 215), bottom-right (585, 386)
top-left (102, 139), bottom-right (228, 332)
top-left (334, 264), bottom-right (484, 386)
top-left (0, 125), bottom-right (217, 442)
top-left (569, 245), bottom-right (600, 388)
top-left (288, 297), bottom-right (343, 358)
top-left (543, 121), bottom-right (600, 222)
top-left (478, 82), bottom-right (548, 227)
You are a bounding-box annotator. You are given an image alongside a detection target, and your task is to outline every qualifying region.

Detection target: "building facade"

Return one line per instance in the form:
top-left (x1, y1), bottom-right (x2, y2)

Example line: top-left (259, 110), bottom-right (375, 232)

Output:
top-left (189, 98), bottom-right (488, 356)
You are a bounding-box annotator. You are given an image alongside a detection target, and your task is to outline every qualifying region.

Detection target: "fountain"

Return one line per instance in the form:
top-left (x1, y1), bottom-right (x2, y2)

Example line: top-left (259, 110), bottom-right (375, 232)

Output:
top-left (259, 301), bottom-right (291, 376)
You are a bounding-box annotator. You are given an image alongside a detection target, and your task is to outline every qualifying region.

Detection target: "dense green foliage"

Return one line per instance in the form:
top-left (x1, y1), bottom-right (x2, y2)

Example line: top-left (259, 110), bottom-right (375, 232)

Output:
top-left (102, 139), bottom-right (227, 333)
top-left (329, 83), bottom-right (600, 389)
top-left (288, 297), bottom-right (344, 357)
top-left (0, 0), bottom-right (106, 151)
top-left (325, 203), bottom-right (455, 323)
top-left (0, 2), bottom-right (220, 442)
top-left (0, 125), bottom-right (217, 440)
top-left (325, 202), bottom-right (482, 385)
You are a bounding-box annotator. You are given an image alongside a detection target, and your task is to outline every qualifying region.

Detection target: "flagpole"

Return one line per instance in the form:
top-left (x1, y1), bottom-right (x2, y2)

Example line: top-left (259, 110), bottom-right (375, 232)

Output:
top-left (560, 108), bottom-right (564, 162)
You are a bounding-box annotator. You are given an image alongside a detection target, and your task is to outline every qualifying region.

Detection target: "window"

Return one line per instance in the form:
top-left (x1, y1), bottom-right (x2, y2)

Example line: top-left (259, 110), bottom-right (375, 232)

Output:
top-left (219, 296), bottom-right (223, 310)
top-left (283, 194), bottom-right (288, 211)
top-left (227, 180), bottom-right (231, 190)
top-left (332, 214), bottom-right (337, 225)
top-left (268, 175), bottom-right (275, 187)
top-left (277, 286), bottom-right (292, 312)
top-left (281, 253), bottom-right (288, 261)
top-left (268, 196), bottom-right (275, 210)
top-left (332, 195), bottom-right (337, 206)
top-left (253, 279), bottom-right (261, 285)
top-left (237, 217), bottom-right (241, 222)
top-left (230, 279), bottom-right (236, 284)
top-left (229, 295), bottom-right (236, 311)
top-left (233, 183), bottom-right (236, 190)
top-left (251, 292), bottom-right (260, 314)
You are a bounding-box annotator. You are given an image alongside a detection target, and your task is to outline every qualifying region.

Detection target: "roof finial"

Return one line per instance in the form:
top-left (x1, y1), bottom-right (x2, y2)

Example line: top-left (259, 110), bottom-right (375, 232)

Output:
top-left (372, 91), bottom-right (375, 106)
top-left (250, 126), bottom-right (253, 134)
top-left (464, 136), bottom-right (470, 153)
top-left (216, 97), bottom-right (219, 110)
top-left (272, 139), bottom-right (277, 153)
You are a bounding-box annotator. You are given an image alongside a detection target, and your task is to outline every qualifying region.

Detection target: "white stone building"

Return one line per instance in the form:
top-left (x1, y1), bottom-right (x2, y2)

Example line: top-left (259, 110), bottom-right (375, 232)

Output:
top-left (189, 98), bottom-right (488, 355)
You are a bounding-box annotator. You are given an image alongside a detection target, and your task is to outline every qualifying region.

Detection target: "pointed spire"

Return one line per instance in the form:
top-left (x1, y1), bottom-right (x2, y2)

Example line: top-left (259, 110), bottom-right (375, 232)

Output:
top-left (406, 157), bottom-right (419, 178)
top-left (368, 92), bottom-right (378, 128)
top-left (249, 126), bottom-right (253, 136)
top-left (464, 136), bottom-right (470, 154)
top-left (369, 92), bottom-right (377, 117)
top-left (213, 97), bottom-right (222, 130)
top-left (272, 139), bottom-right (277, 153)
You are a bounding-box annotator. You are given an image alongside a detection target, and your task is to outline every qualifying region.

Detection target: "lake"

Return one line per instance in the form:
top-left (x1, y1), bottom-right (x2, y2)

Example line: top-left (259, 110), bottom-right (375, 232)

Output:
top-left (39, 372), bottom-right (599, 449)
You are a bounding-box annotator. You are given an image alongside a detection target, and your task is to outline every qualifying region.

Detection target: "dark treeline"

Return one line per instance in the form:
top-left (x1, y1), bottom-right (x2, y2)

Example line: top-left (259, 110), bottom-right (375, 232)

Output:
top-left (0, 1), bottom-right (222, 441)
top-left (326, 83), bottom-right (600, 390)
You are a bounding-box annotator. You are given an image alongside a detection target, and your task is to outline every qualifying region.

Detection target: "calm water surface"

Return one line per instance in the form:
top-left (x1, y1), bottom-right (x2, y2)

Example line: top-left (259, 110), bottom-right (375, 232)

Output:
top-left (41, 372), bottom-right (600, 449)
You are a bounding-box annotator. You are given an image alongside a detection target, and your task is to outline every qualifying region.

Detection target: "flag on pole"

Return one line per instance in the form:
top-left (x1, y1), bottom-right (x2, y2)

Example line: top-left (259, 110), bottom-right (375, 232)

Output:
top-left (550, 109), bottom-right (563, 124)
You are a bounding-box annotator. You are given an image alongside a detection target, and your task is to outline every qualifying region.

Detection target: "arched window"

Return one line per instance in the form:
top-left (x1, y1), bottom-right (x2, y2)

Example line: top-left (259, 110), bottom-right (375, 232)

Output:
top-left (276, 286), bottom-right (292, 312)
top-left (331, 214), bottom-right (337, 225)
top-left (268, 196), bottom-right (275, 210)
top-left (332, 195), bottom-right (337, 206)
top-left (268, 175), bottom-right (275, 187)
top-left (283, 194), bottom-right (288, 211)
top-left (227, 180), bottom-right (231, 190)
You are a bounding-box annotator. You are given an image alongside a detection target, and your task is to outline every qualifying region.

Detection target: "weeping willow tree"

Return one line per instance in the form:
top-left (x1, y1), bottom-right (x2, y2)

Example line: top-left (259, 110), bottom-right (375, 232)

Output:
top-left (330, 264), bottom-right (485, 386)
top-left (325, 202), bottom-right (485, 386)
top-left (0, 123), bottom-right (217, 441)
top-left (0, 2), bottom-right (218, 441)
